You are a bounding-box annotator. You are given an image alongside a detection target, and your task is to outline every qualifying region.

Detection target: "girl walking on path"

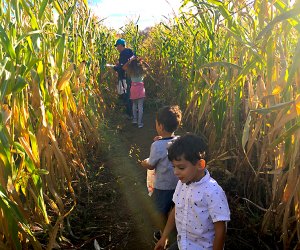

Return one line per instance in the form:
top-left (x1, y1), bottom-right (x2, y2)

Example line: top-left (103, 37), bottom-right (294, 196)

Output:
top-left (123, 56), bottom-right (147, 128)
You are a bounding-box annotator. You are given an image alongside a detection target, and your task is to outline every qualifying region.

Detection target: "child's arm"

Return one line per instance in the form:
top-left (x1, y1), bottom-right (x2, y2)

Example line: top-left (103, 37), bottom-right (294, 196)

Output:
top-left (141, 158), bottom-right (155, 170)
top-left (154, 207), bottom-right (176, 250)
top-left (142, 142), bottom-right (160, 170)
top-left (121, 61), bottom-right (129, 71)
top-left (213, 221), bottom-right (226, 250)
top-left (122, 55), bottom-right (135, 71)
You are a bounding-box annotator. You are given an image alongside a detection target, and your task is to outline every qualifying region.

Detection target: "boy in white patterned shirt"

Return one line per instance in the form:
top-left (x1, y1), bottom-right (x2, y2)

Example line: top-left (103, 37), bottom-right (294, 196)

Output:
top-left (154, 134), bottom-right (230, 250)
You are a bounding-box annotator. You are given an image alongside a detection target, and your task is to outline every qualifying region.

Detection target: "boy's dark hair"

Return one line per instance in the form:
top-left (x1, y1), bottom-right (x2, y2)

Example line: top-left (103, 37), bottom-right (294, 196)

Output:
top-left (156, 105), bottom-right (182, 133)
top-left (168, 134), bottom-right (207, 165)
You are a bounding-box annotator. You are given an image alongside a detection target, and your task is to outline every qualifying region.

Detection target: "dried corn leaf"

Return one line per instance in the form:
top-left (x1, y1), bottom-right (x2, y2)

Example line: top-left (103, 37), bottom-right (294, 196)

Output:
top-left (57, 64), bottom-right (75, 91)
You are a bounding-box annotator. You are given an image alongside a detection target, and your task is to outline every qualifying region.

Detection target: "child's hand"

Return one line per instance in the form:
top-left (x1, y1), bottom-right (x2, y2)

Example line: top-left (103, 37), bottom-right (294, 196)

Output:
top-left (141, 158), bottom-right (155, 170)
top-left (153, 136), bottom-right (162, 141)
top-left (154, 238), bottom-right (166, 250)
top-left (129, 55), bottom-right (136, 61)
top-left (141, 159), bottom-right (148, 168)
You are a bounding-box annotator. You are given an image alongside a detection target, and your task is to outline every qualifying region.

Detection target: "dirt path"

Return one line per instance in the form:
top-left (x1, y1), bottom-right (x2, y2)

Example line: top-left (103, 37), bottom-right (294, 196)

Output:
top-left (65, 110), bottom-right (162, 249)
top-left (104, 111), bottom-right (162, 249)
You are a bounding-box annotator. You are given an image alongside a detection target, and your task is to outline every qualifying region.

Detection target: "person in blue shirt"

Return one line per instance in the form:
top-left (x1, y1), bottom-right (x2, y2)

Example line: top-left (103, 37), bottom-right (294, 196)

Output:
top-left (113, 38), bottom-right (134, 118)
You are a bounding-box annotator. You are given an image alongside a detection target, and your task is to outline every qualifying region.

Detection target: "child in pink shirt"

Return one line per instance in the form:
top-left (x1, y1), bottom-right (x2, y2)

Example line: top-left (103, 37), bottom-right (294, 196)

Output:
top-left (123, 56), bottom-right (146, 128)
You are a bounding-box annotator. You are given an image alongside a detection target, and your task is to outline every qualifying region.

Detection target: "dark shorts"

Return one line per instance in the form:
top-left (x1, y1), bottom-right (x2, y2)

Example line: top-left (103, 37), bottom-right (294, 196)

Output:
top-left (168, 242), bottom-right (179, 250)
top-left (152, 188), bottom-right (175, 216)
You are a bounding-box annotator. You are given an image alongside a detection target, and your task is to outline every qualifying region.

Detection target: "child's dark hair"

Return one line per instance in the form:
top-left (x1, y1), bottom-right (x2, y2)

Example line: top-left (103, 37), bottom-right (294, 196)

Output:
top-left (126, 58), bottom-right (146, 78)
top-left (168, 134), bottom-right (207, 165)
top-left (156, 105), bottom-right (182, 133)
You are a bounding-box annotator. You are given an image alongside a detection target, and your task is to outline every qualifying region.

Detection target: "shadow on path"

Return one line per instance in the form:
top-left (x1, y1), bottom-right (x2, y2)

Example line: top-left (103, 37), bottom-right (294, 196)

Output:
top-left (104, 111), bottom-right (161, 249)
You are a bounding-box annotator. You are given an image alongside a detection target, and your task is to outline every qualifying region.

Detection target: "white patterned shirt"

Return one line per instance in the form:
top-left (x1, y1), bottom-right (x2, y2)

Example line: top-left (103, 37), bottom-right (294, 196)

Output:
top-left (173, 170), bottom-right (230, 250)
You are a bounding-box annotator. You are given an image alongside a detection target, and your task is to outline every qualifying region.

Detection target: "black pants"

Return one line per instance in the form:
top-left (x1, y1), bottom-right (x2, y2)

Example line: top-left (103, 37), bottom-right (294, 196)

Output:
top-left (168, 242), bottom-right (179, 250)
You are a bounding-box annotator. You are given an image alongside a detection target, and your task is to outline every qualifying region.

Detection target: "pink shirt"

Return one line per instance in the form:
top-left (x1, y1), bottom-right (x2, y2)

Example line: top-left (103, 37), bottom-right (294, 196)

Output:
top-left (130, 82), bottom-right (145, 100)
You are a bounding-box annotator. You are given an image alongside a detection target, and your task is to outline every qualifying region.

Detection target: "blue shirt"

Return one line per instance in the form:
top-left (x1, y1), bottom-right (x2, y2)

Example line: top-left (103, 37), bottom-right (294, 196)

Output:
top-left (114, 48), bottom-right (134, 79)
top-left (148, 137), bottom-right (179, 190)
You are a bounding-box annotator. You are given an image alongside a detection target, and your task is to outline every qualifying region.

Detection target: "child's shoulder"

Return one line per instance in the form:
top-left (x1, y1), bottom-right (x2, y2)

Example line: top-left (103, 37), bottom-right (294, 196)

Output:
top-left (151, 139), bottom-right (168, 150)
top-left (152, 137), bottom-right (175, 148)
top-left (203, 176), bottom-right (226, 195)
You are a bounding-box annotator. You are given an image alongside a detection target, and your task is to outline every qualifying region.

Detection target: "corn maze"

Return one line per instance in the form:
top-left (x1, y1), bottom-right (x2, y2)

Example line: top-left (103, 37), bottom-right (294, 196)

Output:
top-left (0, 0), bottom-right (300, 249)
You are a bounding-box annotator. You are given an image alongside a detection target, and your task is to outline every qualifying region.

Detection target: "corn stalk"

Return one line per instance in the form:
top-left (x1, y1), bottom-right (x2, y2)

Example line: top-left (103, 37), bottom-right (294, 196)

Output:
top-left (142, 0), bottom-right (300, 248)
top-left (0, 0), bottom-right (115, 248)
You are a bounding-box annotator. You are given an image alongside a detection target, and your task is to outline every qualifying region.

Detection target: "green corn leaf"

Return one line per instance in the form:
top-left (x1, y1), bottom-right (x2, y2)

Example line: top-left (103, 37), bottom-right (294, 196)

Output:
top-left (14, 142), bottom-right (49, 224)
top-left (250, 100), bottom-right (294, 114)
top-left (11, 0), bottom-right (21, 24)
top-left (14, 30), bottom-right (43, 48)
top-left (0, 121), bottom-right (11, 148)
top-left (24, 58), bottom-right (40, 75)
top-left (11, 76), bottom-right (27, 94)
top-left (64, 2), bottom-right (76, 25)
top-left (0, 78), bottom-right (9, 103)
top-left (6, 213), bottom-right (22, 250)
top-left (0, 146), bottom-right (11, 176)
top-left (0, 57), bottom-right (9, 76)
top-left (38, 0), bottom-right (49, 19)
top-left (19, 0), bottom-right (39, 29)
top-left (57, 33), bottom-right (65, 69)
top-left (0, 184), bottom-right (32, 250)
top-left (257, 6), bottom-right (300, 40)
top-left (52, 0), bottom-right (63, 15)
top-left (0, 25), bottom-right (16, 59)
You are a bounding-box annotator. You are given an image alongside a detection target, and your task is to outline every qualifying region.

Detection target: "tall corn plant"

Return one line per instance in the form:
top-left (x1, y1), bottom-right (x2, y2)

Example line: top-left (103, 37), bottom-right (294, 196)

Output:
top-left (143, 0), bottom-right (300, 248)
top-left (0, 0), bottom-right (114, 248)
top-left (119, 21), bottom-right (144, 55)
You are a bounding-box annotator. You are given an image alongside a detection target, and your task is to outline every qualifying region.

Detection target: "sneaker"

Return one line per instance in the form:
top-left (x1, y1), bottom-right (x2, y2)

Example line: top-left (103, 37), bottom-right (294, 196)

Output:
top-left (132, 120), bottom-right (137, 124)
top-left (138, 124), bottom-right (144, 128)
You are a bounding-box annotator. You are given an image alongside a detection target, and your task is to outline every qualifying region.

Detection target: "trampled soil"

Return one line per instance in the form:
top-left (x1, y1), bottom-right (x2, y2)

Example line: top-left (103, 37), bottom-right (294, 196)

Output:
top-left (62, 106), bottom-right (280, 250)
top-left (62, 109), bottom-right (162, 249)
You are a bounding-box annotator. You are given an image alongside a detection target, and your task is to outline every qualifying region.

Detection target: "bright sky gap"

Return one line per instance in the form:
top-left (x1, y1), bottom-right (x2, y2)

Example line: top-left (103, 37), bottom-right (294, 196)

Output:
top-left (89, 0), bottom-right (183, 30)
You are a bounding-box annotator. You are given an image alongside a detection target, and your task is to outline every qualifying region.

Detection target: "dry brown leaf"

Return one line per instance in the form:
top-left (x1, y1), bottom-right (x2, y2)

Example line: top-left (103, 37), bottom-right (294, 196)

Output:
top-left (256, 75), bottom-right (267, 100)
top-left (57, 64), bottom-right (75, 91)
top-left (1, 104), bottom-right (11, 124)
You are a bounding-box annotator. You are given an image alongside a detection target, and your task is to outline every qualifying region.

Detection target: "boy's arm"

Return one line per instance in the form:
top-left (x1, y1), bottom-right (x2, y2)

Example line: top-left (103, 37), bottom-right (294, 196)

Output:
top-left (213, 221), bottom-right (226, 250)
top-left (141, 159), bottom-right (155, 170)
top-left (154, 207), bottom-right (176, 250)
top-left (142, 142), bottom-right (161, 170)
